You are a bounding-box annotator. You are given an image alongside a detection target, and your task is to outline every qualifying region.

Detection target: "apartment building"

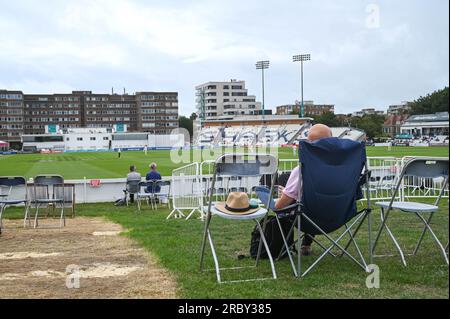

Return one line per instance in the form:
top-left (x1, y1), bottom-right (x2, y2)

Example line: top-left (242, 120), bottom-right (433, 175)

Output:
top-left (387, 102), bottom-right (412, 115)
top-left (0, 89), bottom-right (178, 145)
top-left (0, 90), bottom-right (24, 143)
top-left (195, 80), bottom-right (262, 120)
top-left (276, 101), bottom-right (334, 116)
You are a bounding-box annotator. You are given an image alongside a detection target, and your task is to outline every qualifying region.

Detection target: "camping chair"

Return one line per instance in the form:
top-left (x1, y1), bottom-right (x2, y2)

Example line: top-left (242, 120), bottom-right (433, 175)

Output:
top-left (199, 153), bottom-right (278, 283)
top-left (271, 137), bottom-right (372, 277)
top-left (372, 157), bottom-right (449, 266)
top-left (125, 179), bottom-right (141, 206)
top-left (26, 175), bottom-right (65, 228)
top-left (0, 176), bottom-right (28, 234)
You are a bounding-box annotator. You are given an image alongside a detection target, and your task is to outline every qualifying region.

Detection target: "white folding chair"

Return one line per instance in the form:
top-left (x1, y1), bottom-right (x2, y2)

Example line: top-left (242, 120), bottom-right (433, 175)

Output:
top-left (26, 175), bottom-right (65, 228)
top-left (372, 157), bottom-right (449, 266)
top-left (199, 153), bottom-right (278, 283)
top-left (0, 176), bottom-right (28, 233)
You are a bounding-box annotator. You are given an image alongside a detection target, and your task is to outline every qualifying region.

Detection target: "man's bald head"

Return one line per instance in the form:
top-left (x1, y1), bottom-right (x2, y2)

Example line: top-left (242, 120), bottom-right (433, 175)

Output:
top-left (307, 124), bottom-right (332, 141)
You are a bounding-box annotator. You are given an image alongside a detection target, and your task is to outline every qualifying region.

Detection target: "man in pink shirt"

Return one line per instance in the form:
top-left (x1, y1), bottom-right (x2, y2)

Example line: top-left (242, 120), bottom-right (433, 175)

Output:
top-left (275, 124), bottom-right (333, 256)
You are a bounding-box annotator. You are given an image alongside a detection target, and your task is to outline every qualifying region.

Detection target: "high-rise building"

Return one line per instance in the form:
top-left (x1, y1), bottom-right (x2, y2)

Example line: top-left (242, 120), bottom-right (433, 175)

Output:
top-left (0, 89), bottom-right (178, 146)
top-left (195, 80), bottom-right (261, 120)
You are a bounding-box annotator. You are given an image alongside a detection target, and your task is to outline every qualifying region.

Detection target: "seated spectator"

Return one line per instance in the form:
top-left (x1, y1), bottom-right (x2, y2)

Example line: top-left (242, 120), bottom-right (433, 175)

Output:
top-left (126, 165), bottom-right (141, 203)
top-left (275, 124), bottom-right (333, 256)
top-left (146, 162), bottom-right (162, 193)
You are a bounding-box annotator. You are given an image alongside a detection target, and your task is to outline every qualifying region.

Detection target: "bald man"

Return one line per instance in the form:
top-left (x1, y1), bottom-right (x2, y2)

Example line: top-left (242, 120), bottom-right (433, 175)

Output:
top-left (275, 124), bottom-right (333, 256)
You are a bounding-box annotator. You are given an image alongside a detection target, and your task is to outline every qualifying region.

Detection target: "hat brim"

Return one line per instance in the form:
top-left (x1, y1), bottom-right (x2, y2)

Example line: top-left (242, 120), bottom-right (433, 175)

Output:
top-left (214, 202), bottom-right (260, 215)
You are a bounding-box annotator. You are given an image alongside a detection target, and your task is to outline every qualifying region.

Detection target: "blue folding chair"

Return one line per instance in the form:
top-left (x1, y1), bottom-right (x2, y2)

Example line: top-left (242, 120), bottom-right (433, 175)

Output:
top-left (272, 137), bottom-right (372, 277)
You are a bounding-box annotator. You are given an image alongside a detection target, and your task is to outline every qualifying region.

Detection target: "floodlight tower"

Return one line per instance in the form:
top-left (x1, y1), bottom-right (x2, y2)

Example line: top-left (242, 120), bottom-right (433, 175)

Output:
top-left (255, 60), bottom-right (270, 121)
top-left (293, 54), bottom-right (311, 118)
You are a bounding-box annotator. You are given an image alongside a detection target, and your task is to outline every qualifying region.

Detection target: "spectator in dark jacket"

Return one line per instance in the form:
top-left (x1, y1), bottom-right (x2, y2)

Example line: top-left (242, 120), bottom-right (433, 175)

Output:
top-left (145, 162), bottom-right (162, 193)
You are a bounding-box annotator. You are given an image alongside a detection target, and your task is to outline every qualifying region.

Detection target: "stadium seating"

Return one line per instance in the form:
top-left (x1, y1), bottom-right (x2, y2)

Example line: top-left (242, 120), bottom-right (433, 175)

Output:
top-left (195, 124), bottom-right (368, 147)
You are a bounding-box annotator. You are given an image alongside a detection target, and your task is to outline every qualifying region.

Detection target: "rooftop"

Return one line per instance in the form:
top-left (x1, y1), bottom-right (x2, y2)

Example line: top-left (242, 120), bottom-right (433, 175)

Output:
top-left (405, 112), bottom-right (449, 123)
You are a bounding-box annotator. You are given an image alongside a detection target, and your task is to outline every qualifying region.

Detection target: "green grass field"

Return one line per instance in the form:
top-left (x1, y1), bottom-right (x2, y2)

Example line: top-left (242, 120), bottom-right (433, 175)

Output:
top-left (3, 200), bottom-right (449, 298)
top-left (1, 145), bottom-right (448, 298)
top-left (0, 146), bottom-right (448, 179)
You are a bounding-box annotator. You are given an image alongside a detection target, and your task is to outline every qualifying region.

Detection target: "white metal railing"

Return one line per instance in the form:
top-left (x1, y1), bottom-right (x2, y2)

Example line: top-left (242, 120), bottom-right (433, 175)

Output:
top-left (277, 156), bottom-right (448, 202)
top-left (8, 157), bottom-right (446, 209)
top-left (366, 157), bottom-right (401, 201)
top-left (400, 156), bottom-right (449, 201)
top-left (169, 162), bottom-right (203, 220)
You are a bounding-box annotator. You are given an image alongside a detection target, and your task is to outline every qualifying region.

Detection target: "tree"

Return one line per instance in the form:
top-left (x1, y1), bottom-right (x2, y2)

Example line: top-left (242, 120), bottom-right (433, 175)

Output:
top-left (189, 112), bottom-right (198, 121)
top-left (178, 116), bottom-right (193, 138)
top-left (410, 87), bottom-right (449, 115)
top-left (349, 114), bottom-right (385, 139)
top-left (312, 111), bottom-right (340, 127)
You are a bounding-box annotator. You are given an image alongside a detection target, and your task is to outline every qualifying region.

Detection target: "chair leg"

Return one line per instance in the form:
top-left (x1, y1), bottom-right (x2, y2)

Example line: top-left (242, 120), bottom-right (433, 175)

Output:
top-left (274, 215), bottom-right (297, 276)
top-left (60, 206), bottom-right (65, 228)
top-left (343, 223), bottom-right (368, 270)
top-left (254, 219), bottom-right (277, 280)
top-left (207, 228), bottom-right (222, 283)
top-left (23, 203), bottom-right (31, 228)
top-left (0, 204), bottom-right (5, 233)
top-left (277, 217), bottom-right (297, 260)
top-left (301, 213), bottom-right (368, 277)
top-left (339, 212), bottom-right (368, 257)
top-left (297, 214), bottom-right (302, 277)
top-left (255, 214), bottom-right (269, 267)
top-left (199, 211), bottom-right (213, 271)
top-left (378, 208), bottom-right (407, 267)
top-left (413, 212), bottom-right (434, 256)
top-left (368, 209), bottom-right (373, 265)
top-left (34, 203), bottom-right (40, 228)
top-left (414, 212), bottom-right (449, 265)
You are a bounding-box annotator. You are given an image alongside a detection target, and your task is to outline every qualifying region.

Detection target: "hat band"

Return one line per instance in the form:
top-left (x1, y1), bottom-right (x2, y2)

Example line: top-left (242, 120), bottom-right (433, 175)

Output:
top-left (225, 204), bottom-right (251, 212)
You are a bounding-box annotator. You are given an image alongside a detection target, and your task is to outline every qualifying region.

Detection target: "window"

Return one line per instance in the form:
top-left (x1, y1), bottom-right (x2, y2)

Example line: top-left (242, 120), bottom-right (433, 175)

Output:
top-left (103, 137), bottom-right (109, 140)
top-left (77, 137), bottom-right (83, 141)
top-left (90, 137), bottom-right (96, 141)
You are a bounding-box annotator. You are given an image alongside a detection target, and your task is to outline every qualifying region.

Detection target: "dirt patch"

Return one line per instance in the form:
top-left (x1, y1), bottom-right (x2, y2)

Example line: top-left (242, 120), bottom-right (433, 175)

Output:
top-left (0, 217), bottom-right (177, 299)
top-left (92, 231), bottom-right (122, 236)
top-left (0, 252), bottom-right (62, 260)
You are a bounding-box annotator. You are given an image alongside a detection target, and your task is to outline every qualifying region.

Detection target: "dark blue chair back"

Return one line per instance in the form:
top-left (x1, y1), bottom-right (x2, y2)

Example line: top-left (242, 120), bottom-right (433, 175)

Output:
top-left (0, 176), bottom-right (26, 187)
top-left (299, 137), bottom-right (366, 234)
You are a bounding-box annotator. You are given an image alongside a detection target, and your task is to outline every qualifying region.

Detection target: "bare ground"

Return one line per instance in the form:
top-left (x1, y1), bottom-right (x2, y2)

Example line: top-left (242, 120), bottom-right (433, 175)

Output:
top-left (0, 217), bottom-right (178, 299)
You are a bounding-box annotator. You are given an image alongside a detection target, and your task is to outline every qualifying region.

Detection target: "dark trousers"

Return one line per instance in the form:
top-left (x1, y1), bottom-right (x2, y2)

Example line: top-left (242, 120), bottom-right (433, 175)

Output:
top-left (302, 234), bottom-right (315, 246)
top-left (289, 216), bottom-right (315, 246)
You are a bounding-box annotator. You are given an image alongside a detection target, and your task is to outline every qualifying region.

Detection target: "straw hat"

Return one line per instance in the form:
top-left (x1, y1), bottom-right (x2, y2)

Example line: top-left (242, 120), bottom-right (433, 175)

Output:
top-left (215, 192), bottom-right (260, 215)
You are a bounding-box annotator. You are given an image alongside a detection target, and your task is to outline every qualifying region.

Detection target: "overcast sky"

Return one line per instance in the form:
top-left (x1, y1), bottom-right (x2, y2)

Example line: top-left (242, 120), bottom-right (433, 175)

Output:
top-left (0, 0), bottom-right (448, 115)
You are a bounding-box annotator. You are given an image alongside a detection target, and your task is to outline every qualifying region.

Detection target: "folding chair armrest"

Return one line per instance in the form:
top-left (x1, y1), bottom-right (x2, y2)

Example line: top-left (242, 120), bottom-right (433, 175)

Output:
top-left (272, 202), bottom-right (300, 216)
